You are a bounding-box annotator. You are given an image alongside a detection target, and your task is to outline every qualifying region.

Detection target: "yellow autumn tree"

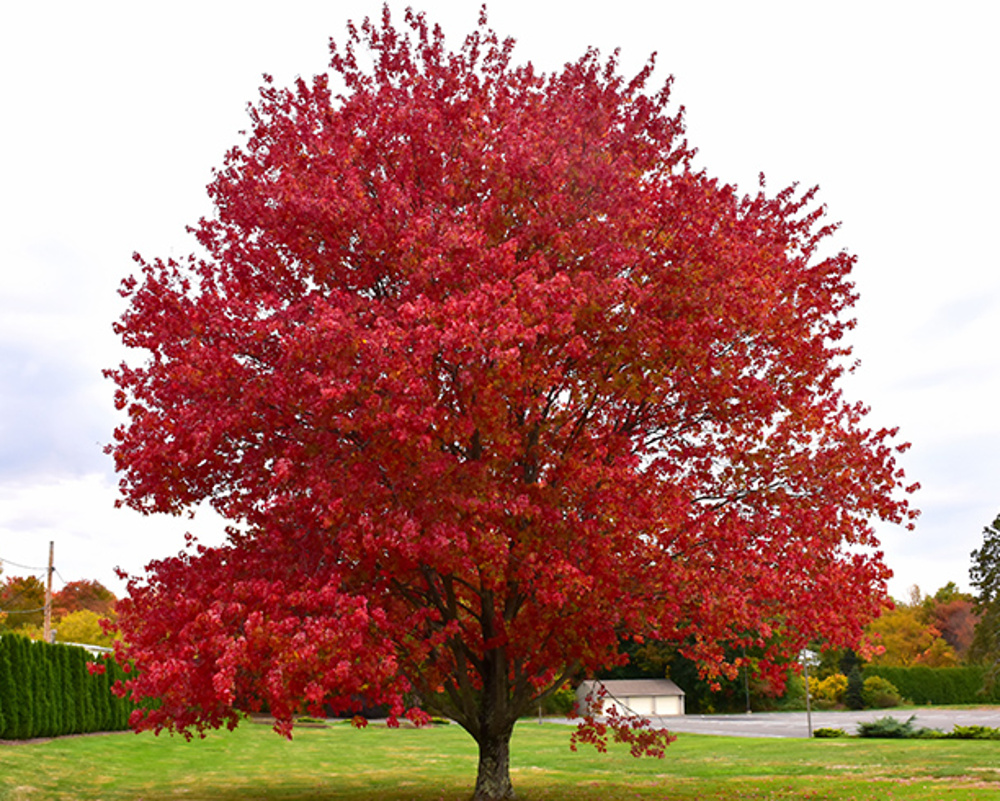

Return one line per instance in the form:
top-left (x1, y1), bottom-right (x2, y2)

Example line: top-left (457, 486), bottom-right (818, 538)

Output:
top-left (54, 609), bottom-right (116, 648)
top-left (867, 586), bottom-right (958, 667)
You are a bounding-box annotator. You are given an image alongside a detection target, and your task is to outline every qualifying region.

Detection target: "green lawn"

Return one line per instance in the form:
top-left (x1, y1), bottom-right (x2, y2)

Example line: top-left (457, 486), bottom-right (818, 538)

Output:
top-left (2, 719), bottom-right (1000, 800)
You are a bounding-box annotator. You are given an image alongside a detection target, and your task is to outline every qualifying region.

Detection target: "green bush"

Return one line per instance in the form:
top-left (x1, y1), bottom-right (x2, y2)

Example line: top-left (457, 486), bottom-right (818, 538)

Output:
top-left (775, 672), bottom-right (807, 711)
top-left (536, 682), bottom-right (576, 716)
top-left (946, 725), bottom-right (1000, 740)
top-left (813, 727), bottom-right (848, 738)
top-left (856, 715), bottom-right (941, 739)
top-left (857, 715), bottom-right (913, 738)
top-left (861, 675), bottom-right (902, 708)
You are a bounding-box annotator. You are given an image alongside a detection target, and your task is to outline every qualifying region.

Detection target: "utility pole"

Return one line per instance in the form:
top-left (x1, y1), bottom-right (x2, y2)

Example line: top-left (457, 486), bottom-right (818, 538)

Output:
top-left (43, 541), bottom-right (54, 643)
top-left (802, 650), bottom-right (813, 738)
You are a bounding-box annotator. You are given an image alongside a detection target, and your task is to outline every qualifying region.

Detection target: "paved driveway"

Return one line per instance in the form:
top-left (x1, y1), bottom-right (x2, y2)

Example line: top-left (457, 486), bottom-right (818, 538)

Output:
top-left (647, 708), bottom-right (1000, 738)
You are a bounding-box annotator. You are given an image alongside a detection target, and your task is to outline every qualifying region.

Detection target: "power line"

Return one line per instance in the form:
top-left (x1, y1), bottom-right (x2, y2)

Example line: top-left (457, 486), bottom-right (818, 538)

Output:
top-left (3, 559), bottom-right (83, 588)
top-left (0, 555), bottom-right (48, 573)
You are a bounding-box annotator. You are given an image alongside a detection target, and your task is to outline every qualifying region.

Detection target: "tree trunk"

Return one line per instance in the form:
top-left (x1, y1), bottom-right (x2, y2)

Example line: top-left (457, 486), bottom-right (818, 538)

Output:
top-left (468, 593), bottom-right (518, 800)
top-left (473, 725), bottom-right (515, 801)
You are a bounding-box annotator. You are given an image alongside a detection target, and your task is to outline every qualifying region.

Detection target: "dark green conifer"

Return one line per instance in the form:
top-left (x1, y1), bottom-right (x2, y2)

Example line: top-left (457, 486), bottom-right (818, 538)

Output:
top-left (845, 665), bottom-right (865, 710)
top-left (0, 637), bottom-right (13, 737)
top-left (14, 636), bottom-right (34, 739)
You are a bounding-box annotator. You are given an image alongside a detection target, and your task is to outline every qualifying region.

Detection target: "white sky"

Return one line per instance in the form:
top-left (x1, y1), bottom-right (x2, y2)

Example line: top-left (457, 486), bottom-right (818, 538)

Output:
top-left (1, 1), bottom-right (997, 602)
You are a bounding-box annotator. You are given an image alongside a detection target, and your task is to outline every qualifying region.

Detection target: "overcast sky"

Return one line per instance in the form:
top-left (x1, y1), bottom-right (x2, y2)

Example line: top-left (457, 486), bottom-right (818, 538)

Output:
top-left (1, 1), bottom-right (997, 603)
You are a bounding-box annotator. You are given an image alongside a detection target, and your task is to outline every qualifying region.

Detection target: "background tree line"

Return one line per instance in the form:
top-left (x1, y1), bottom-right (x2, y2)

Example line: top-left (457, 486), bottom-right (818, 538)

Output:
top-left (0, 572), bottom-right (117, 648)
top-left (600, 510), bottom-right (1000, 712)
top-left (601, 579), bottom-right (991, 713)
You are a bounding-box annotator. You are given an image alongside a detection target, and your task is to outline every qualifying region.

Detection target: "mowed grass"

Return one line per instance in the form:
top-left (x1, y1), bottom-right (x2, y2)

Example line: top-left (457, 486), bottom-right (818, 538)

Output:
top-left (2, 719), bottom-right (1000, 800)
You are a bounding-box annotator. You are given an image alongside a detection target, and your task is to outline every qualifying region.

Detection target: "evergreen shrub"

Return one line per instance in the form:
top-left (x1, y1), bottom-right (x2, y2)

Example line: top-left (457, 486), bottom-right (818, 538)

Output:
top-left (0, 634), bottom-right (133, 740)
top-left (856, 715), bottom-right (941, 739)
top-left (863, 665), bottom-right (999, 705)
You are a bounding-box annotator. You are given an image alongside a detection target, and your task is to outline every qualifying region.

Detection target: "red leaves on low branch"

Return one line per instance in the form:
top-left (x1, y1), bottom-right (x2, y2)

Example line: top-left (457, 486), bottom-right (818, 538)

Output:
top-left (104, 5), bottom-right (916, 794)
top-left (571, 688), bottom-right (676, 758)
top-left (110, 537), bottom-right (410, 738)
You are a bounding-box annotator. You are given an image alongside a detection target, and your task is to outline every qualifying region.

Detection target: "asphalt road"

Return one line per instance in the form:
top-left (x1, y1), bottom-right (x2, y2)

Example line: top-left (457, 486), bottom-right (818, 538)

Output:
top-left (646, 708), bottom-right (1000, 738)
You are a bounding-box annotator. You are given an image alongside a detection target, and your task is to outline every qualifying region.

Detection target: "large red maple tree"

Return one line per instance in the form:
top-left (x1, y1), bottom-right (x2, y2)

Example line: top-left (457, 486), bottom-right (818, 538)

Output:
top-left (106, 8), bottom-right (916, 799)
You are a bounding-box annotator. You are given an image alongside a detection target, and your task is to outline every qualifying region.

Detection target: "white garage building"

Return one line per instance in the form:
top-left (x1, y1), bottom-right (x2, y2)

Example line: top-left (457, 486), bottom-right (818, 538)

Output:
top-left (576, 678), bottom-right (686, 717)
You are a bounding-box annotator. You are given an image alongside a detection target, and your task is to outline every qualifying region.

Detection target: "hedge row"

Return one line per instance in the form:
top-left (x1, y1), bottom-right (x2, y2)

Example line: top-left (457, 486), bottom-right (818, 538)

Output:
top-left (863, 665), bottom-right (1000, 706)
top-left (0, 634), bottom-right (133, 739)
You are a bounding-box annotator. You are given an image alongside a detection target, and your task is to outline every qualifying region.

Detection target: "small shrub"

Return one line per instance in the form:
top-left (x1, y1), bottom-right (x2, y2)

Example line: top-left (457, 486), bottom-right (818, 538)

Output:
top-left (857, 715), bottom-right (915, 738)
top-left (813, 727), bottom-right (848, 738)
top-left (946, 725), bottom-right (1000, 740)
top-left (856, 715), bottom-right (941, 739)
top-left (861, 676), bottom-right (902, 709)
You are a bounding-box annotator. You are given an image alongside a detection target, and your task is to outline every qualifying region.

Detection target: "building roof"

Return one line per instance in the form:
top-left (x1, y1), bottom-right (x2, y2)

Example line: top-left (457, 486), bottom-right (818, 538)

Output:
top-left (578, 678), bottom-right (685, 697)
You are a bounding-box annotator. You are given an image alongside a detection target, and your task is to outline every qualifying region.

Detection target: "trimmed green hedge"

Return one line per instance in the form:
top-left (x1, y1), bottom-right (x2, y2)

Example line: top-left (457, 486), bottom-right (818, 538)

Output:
top-left (0, 634), bottom-right (133, 739)
top-left (862, 665), bottom-right (1000, 706)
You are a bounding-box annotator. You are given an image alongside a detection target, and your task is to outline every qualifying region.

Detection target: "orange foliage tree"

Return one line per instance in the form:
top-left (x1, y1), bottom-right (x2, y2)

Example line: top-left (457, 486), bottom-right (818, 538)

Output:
top-left (867, 584), bottom-right (978, 667)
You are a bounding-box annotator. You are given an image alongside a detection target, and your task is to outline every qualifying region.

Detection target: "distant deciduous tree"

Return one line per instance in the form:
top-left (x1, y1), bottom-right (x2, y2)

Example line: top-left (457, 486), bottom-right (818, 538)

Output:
top-left (105, 8), bottom-right (917, 800)
top-left (0, 576), bottom-right (46, 631)
top-left (867, 585), bottom-right (966, 668)
top-left (54, 610), bottom-right (116, 649)
top-left (1, 577), bottom-right (117, 643)
top-left (923, 583), bottom-right (978, 659)
top-left (52, 580), bottom-right (117, 619)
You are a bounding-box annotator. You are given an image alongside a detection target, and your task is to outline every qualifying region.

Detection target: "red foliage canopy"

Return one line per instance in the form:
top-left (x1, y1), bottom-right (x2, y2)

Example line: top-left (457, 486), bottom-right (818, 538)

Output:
top-left (52, 579), bottom-right (117, 619)
top-left (106, 7), bottom-right (916, 798)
